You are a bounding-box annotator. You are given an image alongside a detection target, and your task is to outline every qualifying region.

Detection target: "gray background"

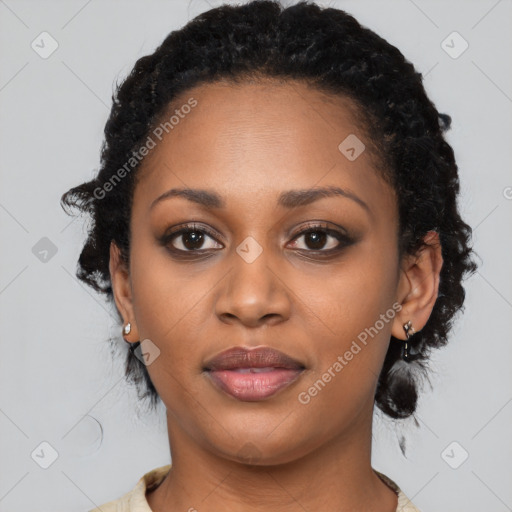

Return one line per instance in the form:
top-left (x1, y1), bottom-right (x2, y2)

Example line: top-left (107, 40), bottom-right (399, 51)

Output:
top-left (1, 0), bottom-right (511, 511)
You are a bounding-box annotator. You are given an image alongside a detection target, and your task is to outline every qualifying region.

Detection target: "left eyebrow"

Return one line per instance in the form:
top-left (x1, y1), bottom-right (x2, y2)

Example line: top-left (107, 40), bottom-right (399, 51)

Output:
top-left (277, 186), bottom-right (371, 216)
top-left (150, 185), bottom-right (371, 216)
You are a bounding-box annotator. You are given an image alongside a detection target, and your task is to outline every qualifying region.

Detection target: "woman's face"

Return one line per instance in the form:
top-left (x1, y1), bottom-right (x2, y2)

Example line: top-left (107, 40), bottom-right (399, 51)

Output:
top-left (114, 80), bottom-right (409, 464)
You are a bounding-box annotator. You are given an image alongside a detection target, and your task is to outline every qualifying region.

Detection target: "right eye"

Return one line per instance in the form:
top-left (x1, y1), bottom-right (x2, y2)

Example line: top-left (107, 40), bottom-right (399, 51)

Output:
top-left (161, 223), bottom-right (224, 253)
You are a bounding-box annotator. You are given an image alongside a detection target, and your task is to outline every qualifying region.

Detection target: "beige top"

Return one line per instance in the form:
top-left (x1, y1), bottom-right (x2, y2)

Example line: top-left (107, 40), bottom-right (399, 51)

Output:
top-left (89, 464), bottom-right (421, 512)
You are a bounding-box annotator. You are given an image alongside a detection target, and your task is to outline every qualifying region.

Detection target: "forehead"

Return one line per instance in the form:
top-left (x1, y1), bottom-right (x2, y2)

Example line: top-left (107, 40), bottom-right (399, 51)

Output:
top-left (134, 79), bottom-right (394, 216)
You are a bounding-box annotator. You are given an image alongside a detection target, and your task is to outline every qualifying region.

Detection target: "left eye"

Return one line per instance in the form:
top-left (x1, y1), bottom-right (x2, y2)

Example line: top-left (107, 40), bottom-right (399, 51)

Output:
top-left (288, 228), bottom-right (345, 251)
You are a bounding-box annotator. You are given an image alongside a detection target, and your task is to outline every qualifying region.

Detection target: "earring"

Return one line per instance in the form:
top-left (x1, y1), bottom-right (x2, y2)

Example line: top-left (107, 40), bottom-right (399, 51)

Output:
top-left (123, 323), bottom-right (131, 336)
top-left (402, 320), bottom-right (416, 362)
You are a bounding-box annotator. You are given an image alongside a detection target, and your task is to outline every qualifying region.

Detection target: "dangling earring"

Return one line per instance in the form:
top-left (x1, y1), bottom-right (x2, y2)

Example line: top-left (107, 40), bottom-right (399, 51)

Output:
top-left (387, 319), bottom-right (422, 451)
top-left (123, 322), bottom-right (131, 336)
top-left (402, 320), bottom-right (416, 361)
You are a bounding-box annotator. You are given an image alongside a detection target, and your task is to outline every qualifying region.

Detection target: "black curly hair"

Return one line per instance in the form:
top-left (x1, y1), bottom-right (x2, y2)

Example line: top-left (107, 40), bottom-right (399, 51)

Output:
top-left (61, 0), bottom-right (478, 424)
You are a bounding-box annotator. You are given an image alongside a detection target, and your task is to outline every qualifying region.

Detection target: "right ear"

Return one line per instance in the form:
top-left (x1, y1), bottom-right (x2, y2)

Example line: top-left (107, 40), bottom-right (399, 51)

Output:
top-left (109, 241), bottom-right (140, 342)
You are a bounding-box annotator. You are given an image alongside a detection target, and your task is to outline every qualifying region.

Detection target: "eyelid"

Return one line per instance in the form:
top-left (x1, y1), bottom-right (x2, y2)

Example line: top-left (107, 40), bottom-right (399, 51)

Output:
top-left (163, 222), bottom-right (225, 243)
top-left (288, 220), bottom-right (350, 239)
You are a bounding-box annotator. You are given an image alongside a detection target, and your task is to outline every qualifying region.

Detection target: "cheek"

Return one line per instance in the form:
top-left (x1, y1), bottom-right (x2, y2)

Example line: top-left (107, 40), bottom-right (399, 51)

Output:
top-left (129, 227), bottom-right (210, 340)
top-left (309, 242), bottom-right (398, 344)
top-left (297, 240), bottom-right (399, 401)
top-left (128, 237), bottom-right (205, 378)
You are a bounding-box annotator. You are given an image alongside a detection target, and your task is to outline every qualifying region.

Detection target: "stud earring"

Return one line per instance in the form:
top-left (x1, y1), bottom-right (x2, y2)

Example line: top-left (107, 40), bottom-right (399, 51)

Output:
top-left (402, 320), bottom-right (416, 362)
top-left (123, 323), bottom-right (131, 336)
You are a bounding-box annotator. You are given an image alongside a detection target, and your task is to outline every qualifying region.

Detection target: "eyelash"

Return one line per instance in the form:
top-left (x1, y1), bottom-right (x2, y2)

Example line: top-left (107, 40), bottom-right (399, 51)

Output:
top-left (159, 221), bottom-right (355, 258)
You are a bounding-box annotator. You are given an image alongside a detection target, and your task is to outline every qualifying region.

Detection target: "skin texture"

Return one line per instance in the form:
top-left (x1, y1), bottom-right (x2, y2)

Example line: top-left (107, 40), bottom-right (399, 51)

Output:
top-left (109, 80), bottom-right (443, 512)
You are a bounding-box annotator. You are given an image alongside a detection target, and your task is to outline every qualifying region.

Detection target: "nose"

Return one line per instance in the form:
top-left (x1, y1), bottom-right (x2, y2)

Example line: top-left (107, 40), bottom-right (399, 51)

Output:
top-left (214, 245), bottom-right (292, 328)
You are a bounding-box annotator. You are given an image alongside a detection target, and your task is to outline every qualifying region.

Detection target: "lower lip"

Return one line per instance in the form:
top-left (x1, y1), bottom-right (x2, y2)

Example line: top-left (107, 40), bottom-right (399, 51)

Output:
top-left (206, 368), bottom-right (304, 401)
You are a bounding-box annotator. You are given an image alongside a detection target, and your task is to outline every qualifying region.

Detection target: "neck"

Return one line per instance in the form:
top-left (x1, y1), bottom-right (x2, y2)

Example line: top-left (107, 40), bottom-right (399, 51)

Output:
top-left (146, 406), bottom-right (398, 512)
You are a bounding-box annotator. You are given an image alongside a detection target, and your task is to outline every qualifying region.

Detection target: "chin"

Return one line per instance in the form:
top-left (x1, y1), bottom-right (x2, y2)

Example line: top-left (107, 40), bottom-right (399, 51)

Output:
top-left (206, 429), bottom-right (315, 467)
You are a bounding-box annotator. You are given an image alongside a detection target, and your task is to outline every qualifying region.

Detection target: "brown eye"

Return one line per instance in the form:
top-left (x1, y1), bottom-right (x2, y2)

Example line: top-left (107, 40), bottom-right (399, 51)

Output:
top-left (289, 227), bottom-right (348, 252)
top-left (302, 230), bottom-right (329, 250)
top-left (168, 229), bottom-right (222, 251)
top-left (177, 230), bottom-right (205, 250)
top-left (160, 223), bottom-right (224, 254)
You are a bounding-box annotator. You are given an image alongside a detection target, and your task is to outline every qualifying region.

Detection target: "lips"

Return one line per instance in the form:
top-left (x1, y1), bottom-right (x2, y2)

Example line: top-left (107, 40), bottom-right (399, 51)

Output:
top-left (203, 346), bottom-right (305, 401)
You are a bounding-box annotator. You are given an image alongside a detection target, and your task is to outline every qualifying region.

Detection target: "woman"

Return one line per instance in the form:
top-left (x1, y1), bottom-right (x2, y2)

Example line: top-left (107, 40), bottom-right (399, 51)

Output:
top-left (61, 1), bottom-right (477, 510)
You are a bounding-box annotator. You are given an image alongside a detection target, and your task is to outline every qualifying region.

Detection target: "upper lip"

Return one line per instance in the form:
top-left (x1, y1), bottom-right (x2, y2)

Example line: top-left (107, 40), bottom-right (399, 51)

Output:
top-left (204, 346), bottom-right (305, 371)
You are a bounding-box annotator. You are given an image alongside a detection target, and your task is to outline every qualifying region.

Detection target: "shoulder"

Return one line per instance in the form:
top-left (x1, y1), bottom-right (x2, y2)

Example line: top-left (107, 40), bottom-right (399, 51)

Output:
top-left (375, 470), bottom-right (423, 512)
top-left (87, 464), bottom-right (172, 512)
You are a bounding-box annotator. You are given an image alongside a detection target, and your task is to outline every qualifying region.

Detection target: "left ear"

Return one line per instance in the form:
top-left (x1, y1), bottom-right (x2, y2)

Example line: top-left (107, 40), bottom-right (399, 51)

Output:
top-left (392, 230), bottom-right (444, 339)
